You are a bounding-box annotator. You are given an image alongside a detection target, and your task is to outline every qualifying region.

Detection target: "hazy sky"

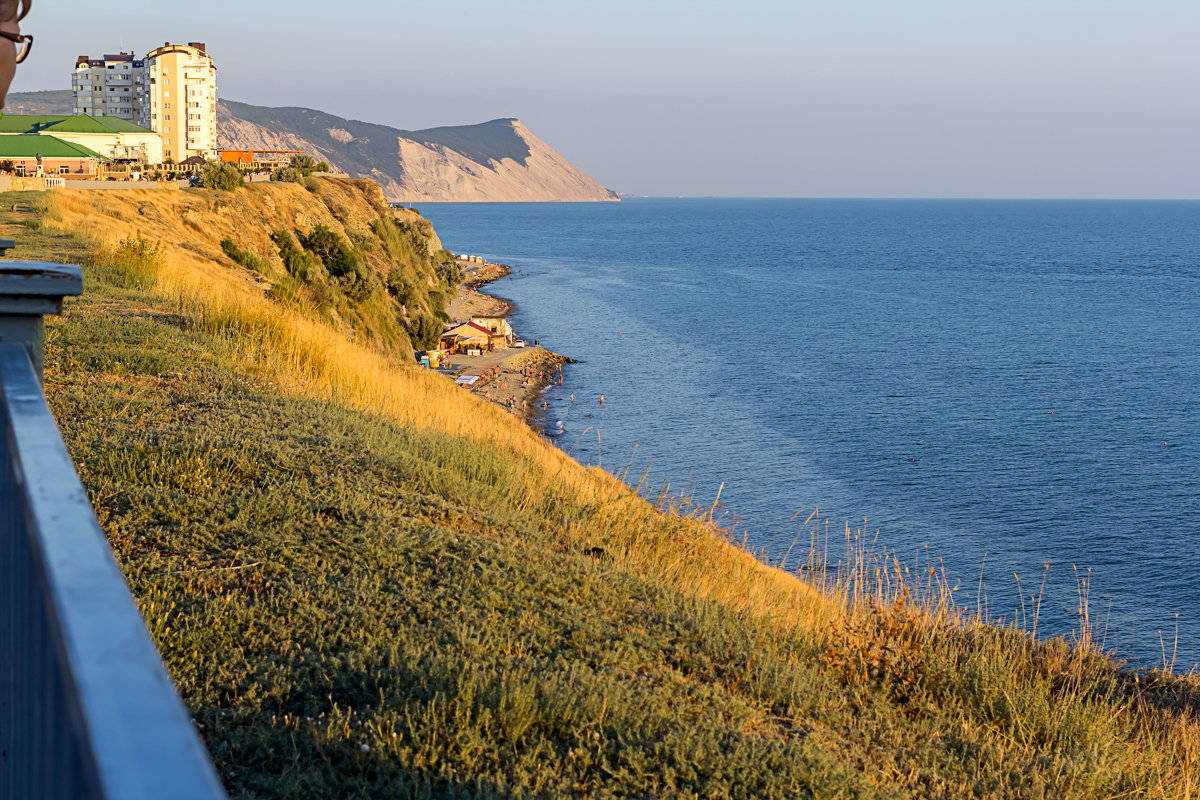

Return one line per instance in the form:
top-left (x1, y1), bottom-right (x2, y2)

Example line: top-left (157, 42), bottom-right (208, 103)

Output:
top-left (14, 0), bottom-right (1200, 197)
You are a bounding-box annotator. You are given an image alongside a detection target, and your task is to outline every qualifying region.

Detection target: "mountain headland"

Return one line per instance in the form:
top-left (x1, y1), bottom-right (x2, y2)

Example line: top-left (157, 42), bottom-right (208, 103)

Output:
top-left (4, 90), bottom-right (618, 203)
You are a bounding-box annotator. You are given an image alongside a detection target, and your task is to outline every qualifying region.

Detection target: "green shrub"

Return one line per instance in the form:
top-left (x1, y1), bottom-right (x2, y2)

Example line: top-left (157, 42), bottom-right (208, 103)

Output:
top-left (195, 160), bottom-right (244, 192)
top-left (406, 314), bottom-right (442, 350)
top-left (270, 166), bottom-right (304, 184)
top-left (338, 261), bottom-right (382, 302)
top-left (270, 230), bottom-right (320, 281)
top-left (300, 224), bottom-right (358, 278)
top-left (266, 274), bottom-right (305, 307)
top-left (290, 154), bottom-right (316, 173)
top-left (219, 237), bottom-right (266, 272)
top-left (88, 233), bottom-right (164, 290)
top-left (272, 155), bottom-right (320, 185)
top-left (385, 268), bottom-right (415, 304)
top-left (436, 259), bottom-right (464, 288)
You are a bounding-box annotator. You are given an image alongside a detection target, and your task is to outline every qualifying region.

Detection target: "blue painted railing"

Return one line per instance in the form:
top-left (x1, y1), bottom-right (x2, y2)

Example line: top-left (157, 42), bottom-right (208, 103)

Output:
top-left (0, 258), bottom-right (226, 799)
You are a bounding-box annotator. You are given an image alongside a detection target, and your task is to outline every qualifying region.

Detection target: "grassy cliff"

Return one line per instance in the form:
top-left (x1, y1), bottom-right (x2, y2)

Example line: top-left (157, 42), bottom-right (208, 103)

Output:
top-left (5, 184), bottom-right (1199, 798)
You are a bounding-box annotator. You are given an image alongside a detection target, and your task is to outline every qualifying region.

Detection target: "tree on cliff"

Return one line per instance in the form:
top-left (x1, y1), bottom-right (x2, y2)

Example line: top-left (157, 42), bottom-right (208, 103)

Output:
top-left (271, 154), bottom-right (319, 184)
top-left (195, 160), bottom-right (245, 192)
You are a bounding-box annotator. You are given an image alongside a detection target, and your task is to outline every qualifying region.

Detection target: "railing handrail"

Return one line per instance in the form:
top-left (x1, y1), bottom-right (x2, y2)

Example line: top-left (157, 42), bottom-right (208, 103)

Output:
top-left (1, 330), bottom-right (227, 794)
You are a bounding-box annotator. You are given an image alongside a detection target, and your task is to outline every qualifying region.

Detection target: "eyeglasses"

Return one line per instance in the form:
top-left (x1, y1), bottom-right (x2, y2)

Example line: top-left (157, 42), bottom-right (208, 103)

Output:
top-left (0, 31), bottom-right (32, 64)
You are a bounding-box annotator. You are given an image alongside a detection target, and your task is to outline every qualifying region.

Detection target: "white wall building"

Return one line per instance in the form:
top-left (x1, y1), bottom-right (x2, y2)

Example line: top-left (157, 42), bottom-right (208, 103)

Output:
top-left (143, 42), bottom-right (218, 162)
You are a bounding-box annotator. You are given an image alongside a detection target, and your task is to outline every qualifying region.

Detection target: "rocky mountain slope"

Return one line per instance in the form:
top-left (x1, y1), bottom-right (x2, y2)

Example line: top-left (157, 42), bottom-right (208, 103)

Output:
top-left (217, 100), bottom-right (617, 203)
top-left (5, 91), bottom-right (617, 203)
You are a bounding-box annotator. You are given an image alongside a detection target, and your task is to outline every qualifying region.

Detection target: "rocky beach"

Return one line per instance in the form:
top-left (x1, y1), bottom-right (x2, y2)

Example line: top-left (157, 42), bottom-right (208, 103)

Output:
top-left (435, 258), bottom-right (569, 423)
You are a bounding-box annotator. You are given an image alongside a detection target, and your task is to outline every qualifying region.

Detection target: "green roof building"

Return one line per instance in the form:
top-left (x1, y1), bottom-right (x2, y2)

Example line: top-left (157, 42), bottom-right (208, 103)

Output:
top-left (0, 113), bottom-right (162, 165)
top-left (0, 113), bottom-right (154, 135)
top-left (0, 132), bottom-right (108, 177)
top-left (0, 135), bottom-right (107, 159)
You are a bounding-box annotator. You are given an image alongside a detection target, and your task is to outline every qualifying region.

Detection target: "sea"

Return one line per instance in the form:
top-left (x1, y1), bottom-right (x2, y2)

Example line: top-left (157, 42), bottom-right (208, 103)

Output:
top-left (421, 198), bottom-right (1200, 669)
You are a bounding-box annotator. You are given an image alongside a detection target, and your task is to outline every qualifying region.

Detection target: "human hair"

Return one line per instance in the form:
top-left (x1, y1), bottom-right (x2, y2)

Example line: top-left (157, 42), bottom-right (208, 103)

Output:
top-left (0, 0), bottom-right (29, 22)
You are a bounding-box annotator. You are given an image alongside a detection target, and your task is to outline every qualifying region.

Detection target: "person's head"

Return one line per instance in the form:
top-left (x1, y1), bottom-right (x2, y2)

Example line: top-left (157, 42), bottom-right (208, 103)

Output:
top-left (0, 0), bottom-right (31, 108)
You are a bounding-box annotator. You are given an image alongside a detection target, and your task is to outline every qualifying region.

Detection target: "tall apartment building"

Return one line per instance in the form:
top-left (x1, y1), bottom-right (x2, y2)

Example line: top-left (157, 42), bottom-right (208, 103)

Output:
top-left (71, 52), bottom-right (147, 120)
top-left (71, 41), bottom-right (217, 163)
top-left (143, 42), bottom-right (218, 163)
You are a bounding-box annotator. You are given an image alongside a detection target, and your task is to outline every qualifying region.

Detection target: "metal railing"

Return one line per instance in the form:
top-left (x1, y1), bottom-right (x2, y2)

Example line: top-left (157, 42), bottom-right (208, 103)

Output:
top-left (1, 255), bottom-right (227, 799)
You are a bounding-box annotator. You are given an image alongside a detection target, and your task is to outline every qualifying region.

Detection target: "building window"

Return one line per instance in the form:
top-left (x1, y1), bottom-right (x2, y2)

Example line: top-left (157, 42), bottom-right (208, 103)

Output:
top-left (59, 165), bottom-right (70, 175)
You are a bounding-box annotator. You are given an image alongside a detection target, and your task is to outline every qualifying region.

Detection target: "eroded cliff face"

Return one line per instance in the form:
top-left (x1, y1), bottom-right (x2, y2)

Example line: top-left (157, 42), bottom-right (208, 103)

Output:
top-left (218, 114), bottom-right (322, 160)
top-left (216, 101), bottom-right (618, 203)
top-left (387, 122), bottom-right (616, 202)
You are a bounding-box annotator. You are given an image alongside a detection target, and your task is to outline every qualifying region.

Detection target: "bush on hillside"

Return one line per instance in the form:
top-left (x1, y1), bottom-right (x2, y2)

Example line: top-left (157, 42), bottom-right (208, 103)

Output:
top-left (196, 160), bottom-right (245, 192)
top-left (290, 154), bottom-right (316, 173)
top-left (270, 229), bottom-right (319, 280)
top-left (270, 166), bottom-right (305, 184)
top-left (338, 261), bottom-right (383, 302)
top-left (436, 258), bottom-right (464, 288)
top-left (386, 268), bottom-right (415, 305)
top-left (405, 314), bottom-right (442, 350)
top-left (300, 224), bottom-right (358, 278)
top-left (219, 237), bottom-right (266, 272)
top-left (271, 154), bottom-right (321, 185)
top-left (87, 233), bottom-right (163, 290)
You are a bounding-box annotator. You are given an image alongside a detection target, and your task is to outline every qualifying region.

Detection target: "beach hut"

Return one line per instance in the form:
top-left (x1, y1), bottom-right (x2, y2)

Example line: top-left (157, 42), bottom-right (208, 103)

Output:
top-left (469, 316), bottom-right (515, 346)
top-left (439, 321), bottom-right (492, 353)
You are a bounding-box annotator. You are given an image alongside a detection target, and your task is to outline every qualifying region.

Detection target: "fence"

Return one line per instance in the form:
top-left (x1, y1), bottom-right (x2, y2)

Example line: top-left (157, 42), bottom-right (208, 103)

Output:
top-left (0, 256), bottom-right (227, 799)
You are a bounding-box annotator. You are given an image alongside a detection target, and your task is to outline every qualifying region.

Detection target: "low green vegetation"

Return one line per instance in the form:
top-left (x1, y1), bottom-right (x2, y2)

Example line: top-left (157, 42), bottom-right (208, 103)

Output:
top-left (4, 191), bottom-right (1198, 799)
top-left (87, 232), bottom-right (163, 290)
top-left (197, 160), bottom-right (248, 192)
top-left (271, 154), bottom-right (329, 184)
top-left (221, 237), bottom-right (267, 273)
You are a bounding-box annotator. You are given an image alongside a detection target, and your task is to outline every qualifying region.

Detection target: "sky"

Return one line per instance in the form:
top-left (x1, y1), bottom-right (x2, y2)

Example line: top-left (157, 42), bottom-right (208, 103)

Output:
top-left (14, 0), bottom-right (1200, 198)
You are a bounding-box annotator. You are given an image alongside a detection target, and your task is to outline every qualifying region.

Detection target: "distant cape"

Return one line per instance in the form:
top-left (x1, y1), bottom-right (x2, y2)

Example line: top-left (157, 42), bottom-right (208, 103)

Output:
top-left (219, 100), bottom-right (617, 203)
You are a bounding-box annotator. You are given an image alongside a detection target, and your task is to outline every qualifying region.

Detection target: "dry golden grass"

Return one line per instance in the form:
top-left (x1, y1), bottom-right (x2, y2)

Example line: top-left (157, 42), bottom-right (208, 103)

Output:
top-left (36, 184), bottom-right (1200, 796)
top-left (44, 183), bottom-right (836, 634)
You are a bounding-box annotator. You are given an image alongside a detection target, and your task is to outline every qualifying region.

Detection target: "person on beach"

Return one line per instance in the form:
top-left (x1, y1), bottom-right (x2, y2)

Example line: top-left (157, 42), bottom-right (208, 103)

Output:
top-left (0, 0), bottom-right (32, 106)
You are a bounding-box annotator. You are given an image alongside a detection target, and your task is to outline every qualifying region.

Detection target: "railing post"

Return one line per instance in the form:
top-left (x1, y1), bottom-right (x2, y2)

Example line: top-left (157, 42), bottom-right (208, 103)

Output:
top-left (0, 239), bottom-right (84, 383)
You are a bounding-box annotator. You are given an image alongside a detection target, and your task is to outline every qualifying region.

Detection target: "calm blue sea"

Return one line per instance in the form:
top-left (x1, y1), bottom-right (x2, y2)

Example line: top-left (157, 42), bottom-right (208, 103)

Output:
top-left (422, 198), bottom-right (1200, 668)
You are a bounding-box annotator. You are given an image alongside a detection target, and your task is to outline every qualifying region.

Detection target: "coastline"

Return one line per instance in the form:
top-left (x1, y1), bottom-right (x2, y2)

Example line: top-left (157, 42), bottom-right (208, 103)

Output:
top-left (435, 257), bottom-right (569, 423)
